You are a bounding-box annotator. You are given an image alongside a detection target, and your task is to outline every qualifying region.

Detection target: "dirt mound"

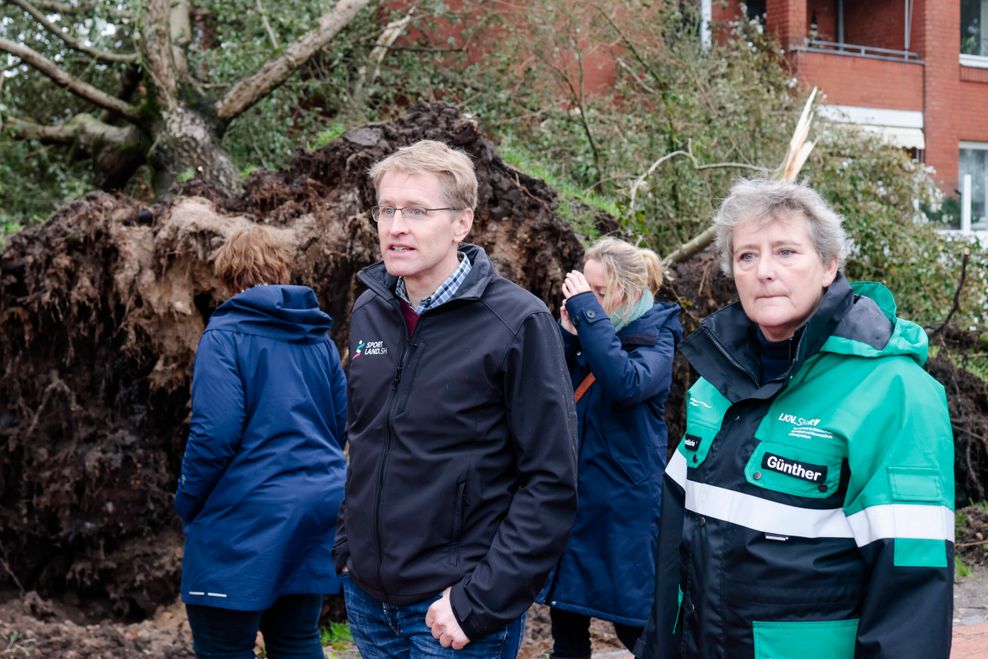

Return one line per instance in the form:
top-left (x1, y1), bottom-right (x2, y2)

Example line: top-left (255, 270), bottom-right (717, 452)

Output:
top-left (0, 102), bottom-right (585, 620)
top-left (0, 590), bottom-right (193, 658)
top-left (926, 330), bottom-right (988, 507)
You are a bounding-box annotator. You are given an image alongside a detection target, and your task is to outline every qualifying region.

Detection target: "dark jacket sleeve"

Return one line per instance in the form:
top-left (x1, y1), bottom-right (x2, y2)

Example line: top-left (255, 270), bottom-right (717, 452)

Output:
top-left (330, 339), bottom-right (350, 573)
top-left (332, 342), bottom-right (352, 574)
top-left (565, 292), bottom-right (674, 405)
top-left (558, 319), bottom-right (581, 366)
top-left (449, 311), bottom-right (579, 640)
top-left (333, 467), bottom-right (351, 573)
top-left (173, 331), bottom-right (245, 523)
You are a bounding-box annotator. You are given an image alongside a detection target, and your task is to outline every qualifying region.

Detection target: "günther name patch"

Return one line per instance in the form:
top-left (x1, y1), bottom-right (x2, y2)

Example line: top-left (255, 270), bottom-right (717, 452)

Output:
top-left (762, 452), bottom-right (827, 483)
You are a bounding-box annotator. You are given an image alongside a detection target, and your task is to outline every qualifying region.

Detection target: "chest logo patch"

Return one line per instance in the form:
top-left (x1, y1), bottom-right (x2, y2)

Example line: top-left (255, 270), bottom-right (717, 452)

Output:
top-left (352, 339), bottom-right (388, 360)
top-left (684, 434), bottom-right (701, 451)
top-left (762, 452), bottom-right (827, 483)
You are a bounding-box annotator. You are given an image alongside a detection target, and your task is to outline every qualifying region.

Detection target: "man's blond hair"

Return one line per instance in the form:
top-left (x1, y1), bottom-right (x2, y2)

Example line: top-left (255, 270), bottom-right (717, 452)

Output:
top-left (369, 140), bottom-right (478, 211)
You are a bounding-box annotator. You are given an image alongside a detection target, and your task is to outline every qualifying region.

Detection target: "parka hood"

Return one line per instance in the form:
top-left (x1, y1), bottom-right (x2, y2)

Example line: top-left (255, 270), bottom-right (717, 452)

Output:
top-left (206, 284), bottom-right (332, 344)
top-left (820, 280), bottom-right (928, 366)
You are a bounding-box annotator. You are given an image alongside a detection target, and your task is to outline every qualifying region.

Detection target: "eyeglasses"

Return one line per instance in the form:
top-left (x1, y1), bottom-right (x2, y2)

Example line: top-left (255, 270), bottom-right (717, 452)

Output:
top-left (371, 206), bottom-right (462, 223)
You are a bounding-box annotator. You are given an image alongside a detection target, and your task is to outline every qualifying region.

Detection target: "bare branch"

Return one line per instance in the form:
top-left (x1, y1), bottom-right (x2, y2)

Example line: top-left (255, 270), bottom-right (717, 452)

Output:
top-left (0, 544), bottom-right (25, 596)
top-left (169, 0), bottom-right (192, 81)
top-left (5, 114), bottom-right (142, 148)
top-left (31, 0), bottom-right (133, 18)
top-left (629, 149), bottom-right (690, 210)
top-left (662, 225), bottom-right (717, 267)
top-left (352, 9), bottom-right (414, 104)
top-left (142, 0), bottom-right (179, 107)
top-left (595, 6), bottom-right (664, 89)
top-left (630, 141), bottom-right (769, 210)
top-left (215, 0), bottom-right (374, 122)
top-left (929, 251), bottom-right (970, 336)
top-left (8, 0), bottom-right (139, 64)
top-left (0, 37), bottom-right (141, 121)
top-left (256, 0), bottom-right (280, 49)
top-left (614, 56), bottom-right (655, 94)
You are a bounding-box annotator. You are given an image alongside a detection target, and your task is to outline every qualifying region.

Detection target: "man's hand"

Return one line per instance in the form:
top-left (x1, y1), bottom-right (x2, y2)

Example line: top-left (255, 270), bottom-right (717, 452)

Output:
top-left (425, 587), bottom-right (471, 650)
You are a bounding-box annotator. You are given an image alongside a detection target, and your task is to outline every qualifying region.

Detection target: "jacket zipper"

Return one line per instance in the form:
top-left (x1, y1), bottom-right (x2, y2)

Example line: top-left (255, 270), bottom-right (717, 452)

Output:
top-left (373, 302), bottom-right (426, 601)
top-left (374, 304), bottom-right (406, 600)
top-left (702, 326), bottom-right (759, 386)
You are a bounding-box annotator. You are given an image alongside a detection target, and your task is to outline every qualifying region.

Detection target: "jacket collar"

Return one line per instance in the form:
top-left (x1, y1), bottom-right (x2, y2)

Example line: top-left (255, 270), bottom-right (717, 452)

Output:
top-left (681, 273), bottom-right (855, 402)
top-left (357, 243), bottom-right (496, 306)
top-left (618, 302), bottom-right (683, 349)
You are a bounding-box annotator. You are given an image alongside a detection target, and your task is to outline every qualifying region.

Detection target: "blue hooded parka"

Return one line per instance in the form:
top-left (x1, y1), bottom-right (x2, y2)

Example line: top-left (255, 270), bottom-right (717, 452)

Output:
top-left (174, 285), bottom-right (348, 611)
top-left (538, 292), bottom-right (683, 625)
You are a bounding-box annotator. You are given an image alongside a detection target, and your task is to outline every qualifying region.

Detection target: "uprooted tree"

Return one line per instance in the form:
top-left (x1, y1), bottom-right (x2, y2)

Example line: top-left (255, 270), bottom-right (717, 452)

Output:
top-left (0, 0), bottom-right (375, 196)
top-left (0, 103), bottom-right (590, 617)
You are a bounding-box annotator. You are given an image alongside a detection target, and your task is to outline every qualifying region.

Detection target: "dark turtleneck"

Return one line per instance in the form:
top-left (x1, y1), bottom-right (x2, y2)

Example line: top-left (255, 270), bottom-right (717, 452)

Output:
top-left (755, 326), bottom-right (804, 384)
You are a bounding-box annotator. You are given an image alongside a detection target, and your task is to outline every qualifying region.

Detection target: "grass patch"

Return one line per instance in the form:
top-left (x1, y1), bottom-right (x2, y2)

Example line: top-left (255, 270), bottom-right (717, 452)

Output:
top-left (311, 123), bottom-right (347, 151)
top-left (497, 137), bottom-right (619, 241)
top-left (1, 219), bottom-right (22, 248)
top-left (320, 621), bottom-right (353, 651)
top-left (956, 554), bottom-right (973, 579)
top-left (972, 500), bottom-right (988, 515)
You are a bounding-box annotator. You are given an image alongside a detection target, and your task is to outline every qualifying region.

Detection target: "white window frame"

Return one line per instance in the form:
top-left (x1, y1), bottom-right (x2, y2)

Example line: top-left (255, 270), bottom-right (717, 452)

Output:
top-left (959, 53), bottom-right (988, 68)
top-left (959, 141), bottom-right (988, 232)
top-left (961, 0), bottom-right (988, 59)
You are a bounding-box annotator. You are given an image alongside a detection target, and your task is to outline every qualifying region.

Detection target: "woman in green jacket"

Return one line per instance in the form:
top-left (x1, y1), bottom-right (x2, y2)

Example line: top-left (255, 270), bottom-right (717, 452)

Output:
top-left (636, 179), bottom-right (954, 659)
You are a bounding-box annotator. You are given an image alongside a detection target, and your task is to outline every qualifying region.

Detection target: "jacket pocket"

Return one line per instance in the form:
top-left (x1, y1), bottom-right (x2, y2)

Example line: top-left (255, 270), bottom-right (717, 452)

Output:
top-left (447, 472), bottom-right (468, 567)
top-left (752, 619), bottom-right (858, 659)
top-left (605, 418), bottom-right (649, 484)
top-left (681, 421), bottom-right (718, 469)
top-left (744, 441), bottom-right (843, 498)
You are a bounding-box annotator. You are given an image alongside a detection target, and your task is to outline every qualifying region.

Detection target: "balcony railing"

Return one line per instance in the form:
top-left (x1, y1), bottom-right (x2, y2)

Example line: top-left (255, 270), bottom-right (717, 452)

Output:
top-left (793, 38), bottom-right (922, 64)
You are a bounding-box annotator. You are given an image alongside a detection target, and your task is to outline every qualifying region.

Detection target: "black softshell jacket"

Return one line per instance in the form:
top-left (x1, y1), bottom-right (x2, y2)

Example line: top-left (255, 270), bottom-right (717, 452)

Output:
top-left (334, 244), bottom-right (578, 640)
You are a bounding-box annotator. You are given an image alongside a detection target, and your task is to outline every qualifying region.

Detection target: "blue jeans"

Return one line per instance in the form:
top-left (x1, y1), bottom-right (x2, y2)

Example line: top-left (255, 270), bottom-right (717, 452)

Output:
top-left (342, 573), bottom-right (524, 658)
top-left (185, 593), bottom-right (324, 659)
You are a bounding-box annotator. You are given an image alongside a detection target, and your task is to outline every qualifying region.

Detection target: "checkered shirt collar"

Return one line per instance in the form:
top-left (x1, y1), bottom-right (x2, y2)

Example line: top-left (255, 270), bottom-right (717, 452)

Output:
top-left (395, 252), bottom-right (472, 315)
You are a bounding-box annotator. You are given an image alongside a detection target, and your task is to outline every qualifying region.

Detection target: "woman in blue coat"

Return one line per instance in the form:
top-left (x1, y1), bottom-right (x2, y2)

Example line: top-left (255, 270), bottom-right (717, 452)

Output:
top-left (539, 237), bottom-right (683, 659)
top-left (174, 226), bottom-right (348, 659)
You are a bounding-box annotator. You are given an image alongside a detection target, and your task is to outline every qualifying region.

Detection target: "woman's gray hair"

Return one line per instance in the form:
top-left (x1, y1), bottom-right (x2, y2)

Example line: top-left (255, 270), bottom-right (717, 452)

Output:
top-left (714, 179), bottom-right (848, 276)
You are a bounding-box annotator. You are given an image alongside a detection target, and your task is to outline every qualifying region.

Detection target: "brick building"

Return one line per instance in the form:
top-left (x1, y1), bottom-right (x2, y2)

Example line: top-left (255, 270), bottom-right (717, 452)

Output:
top-left (704, 0), bottom-right (988, 230)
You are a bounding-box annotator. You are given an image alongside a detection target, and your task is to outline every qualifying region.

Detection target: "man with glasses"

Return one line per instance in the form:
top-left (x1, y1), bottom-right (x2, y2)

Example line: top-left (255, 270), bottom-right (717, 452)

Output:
top-left (335, 140), bottom-right (578, 658)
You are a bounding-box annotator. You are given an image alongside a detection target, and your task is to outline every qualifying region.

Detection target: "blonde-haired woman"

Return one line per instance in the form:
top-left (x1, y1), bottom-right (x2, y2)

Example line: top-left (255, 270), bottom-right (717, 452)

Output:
top-left (537, 237), bottom-right (683, 658)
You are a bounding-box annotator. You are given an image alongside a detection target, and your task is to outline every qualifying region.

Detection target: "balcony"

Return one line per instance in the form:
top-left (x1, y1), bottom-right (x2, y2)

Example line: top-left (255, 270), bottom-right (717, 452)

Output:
top-left (789, 40), bottom-right (924, 114)
top-left (795, 38), bottom-right (920, 63)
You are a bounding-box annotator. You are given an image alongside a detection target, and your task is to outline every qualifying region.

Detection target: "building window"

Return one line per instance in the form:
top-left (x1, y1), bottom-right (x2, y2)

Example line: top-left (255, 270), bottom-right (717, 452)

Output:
top-left (962, 0), bottom-right (988, 57)
top-left (746, 0), bottom-right (766, 21)
top-left (959, 143), bottom-right (988, 230)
